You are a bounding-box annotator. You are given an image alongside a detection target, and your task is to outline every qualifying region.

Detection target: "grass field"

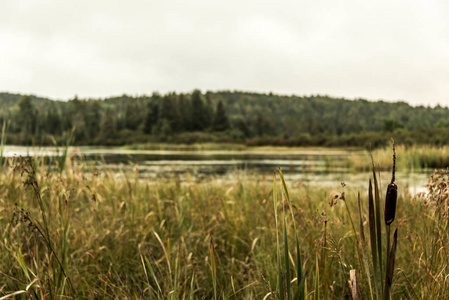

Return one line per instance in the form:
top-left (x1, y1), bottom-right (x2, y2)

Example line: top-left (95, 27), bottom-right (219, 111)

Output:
top-left (0, 152), bottom-right (448, 299)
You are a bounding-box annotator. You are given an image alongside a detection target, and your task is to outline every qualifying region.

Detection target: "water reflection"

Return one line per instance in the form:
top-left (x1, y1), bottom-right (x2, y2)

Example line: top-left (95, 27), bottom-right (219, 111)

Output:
top-left (2, 146), bottom-right (431, 193)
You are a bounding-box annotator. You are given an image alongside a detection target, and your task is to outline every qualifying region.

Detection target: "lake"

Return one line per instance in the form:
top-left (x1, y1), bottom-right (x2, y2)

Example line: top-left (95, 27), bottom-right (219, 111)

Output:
top-left (1, 145), bottom-right (431, 194)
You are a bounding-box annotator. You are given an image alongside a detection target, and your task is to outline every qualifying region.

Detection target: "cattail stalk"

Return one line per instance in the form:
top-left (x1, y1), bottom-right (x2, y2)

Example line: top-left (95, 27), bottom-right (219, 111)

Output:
top-left (384, 139), bottom-right (398, 226)
top-left (384, 139), bottom-right (398, 299)
top-left (384, 229), bottom-right (398, 299)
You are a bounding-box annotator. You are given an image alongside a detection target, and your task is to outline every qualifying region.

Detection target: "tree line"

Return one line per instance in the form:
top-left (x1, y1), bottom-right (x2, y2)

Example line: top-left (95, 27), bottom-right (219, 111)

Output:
top-left (0, 90), bottom-right (448, 147)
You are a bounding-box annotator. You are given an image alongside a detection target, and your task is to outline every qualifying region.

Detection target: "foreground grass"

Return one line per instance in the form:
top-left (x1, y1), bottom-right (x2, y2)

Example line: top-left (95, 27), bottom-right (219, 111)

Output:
top-left (0, 158), bottom-right (448, 299)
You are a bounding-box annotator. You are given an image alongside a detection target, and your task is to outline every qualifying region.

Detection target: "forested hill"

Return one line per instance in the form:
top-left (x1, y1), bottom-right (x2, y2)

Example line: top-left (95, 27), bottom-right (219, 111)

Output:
top-left (1, 91), bottom-right (449, 147)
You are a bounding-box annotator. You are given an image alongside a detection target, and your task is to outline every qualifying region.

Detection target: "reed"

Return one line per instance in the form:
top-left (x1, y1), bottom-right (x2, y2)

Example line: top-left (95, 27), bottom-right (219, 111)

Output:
top-left (347, 141), bottom-right (402, 300)
top-left (57, 127), bottom-right (75, 172)
top-left (0, 120), bottom-right (8, 169)
top-left (384, 141), bottom-right (397, 226)
top-left (345, 144), bottom-right (449, 171)
top-left (271, 168), bottom-right (305, 300)
top-left (0, 149), bottom-right (448, 298)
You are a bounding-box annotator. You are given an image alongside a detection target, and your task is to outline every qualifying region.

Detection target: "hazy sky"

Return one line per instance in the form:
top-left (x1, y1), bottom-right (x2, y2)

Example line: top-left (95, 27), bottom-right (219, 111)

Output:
top-left (1, 0), bottom-right (448, 106)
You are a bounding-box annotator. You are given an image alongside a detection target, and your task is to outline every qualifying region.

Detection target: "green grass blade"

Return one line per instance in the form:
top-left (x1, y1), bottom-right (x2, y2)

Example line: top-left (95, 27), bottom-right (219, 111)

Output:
top-left (0, 120), bottom-right (8, 169)
top-left (16, 248), bottom-right (31, 282)
top-left (210, 238), bottom-right (218, 300)
top-left (284, 215), bottom-right (291, 300)
top-left (279, 168), bottom-right (303, 299)
top-left (273, 171), bottom-right (284, 300)
top-left (279, 168), bottom-right (296, 231)
top-left (358, 192), bottom-right (374, 300)
top-left (314, 256), bottom-right (319, 300)
top-left (384, 229), bottom-right (398, 300)
top-left (189, 273), bottom-right (195, 300)
top-left (397, 269), bottom-right (419, 300)
top-left (144, 256), bottom-right (162, 295)
top-left (293, 275), bottom-right (306, 300)
top-left (141, 255), bottom-right (152, 290)
top-left (280, 168), bottom-right (297, 300)
top-left (295, 237), bottom-right (304, 300)
top-left (368, 180), bottom-right (380, 300)
top-left (371, 155), bottom-right (384, 299)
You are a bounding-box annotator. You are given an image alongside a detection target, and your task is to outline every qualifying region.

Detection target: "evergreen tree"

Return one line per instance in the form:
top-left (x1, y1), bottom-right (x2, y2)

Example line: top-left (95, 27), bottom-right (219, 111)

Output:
top-left (72, 111), bottom-right (87, 141)
top-left (99, 109), bottom-right (117, 139)
top-left (144, 94), bottom-right (161, 134)
top-left (85, 102), bottom-right (101, 139)
top-left (16, 96), bottom-right (37, 142)
top-left (157, 93), bottom-right (181, 133)
top-left (45, 109), bottom-right (62, 135)
top-left (191, 90), bottom-right (211, 131)
top-left (204, 92), bottom-right (213, 128)
top-left (235, 117), bottom-right (251, 137)
top-left (178, 94), bottom-right (192, 131)
top-left (125, 102), bottom-right (143, 130)
top-left (212, 100), bottom-right (230, 131)
top-left (62, 97), bottom-right (85, 138)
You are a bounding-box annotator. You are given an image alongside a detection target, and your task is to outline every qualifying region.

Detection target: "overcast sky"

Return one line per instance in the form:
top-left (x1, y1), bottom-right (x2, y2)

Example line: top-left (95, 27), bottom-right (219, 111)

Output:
top-left (1, 0), bottom-right (448, 106)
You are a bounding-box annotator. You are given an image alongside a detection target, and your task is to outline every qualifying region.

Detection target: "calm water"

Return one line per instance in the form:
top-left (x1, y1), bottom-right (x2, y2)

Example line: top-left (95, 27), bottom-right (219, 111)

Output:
top-left (2, 146), bottom-right (431, 193)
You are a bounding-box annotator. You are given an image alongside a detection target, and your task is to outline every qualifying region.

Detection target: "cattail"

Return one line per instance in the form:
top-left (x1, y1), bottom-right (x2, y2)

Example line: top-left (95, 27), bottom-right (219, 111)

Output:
top-left (384, 183), bottom-right (397, 225)
top-left (385, 139), bottom-right (397, 225)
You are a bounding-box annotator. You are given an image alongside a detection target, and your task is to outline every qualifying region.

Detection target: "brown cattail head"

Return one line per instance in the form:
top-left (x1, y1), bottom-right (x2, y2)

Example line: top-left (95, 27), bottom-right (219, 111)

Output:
top-left (384, 182), bottom-right (397, 225)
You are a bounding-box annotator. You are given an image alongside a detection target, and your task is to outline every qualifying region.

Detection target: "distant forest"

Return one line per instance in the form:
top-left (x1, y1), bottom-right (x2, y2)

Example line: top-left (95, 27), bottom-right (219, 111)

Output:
top-left (1, 91), bottom-right (449, 148)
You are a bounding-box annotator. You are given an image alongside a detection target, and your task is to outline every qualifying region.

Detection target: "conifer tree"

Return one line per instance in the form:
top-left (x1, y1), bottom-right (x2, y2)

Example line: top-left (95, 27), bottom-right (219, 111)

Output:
top-left (144, 93), bottom-right (161, 134)
top-left (191, 90), bottom-right (211, 131)
top-left (16, 96), bottom-right (37, 142)
top-left (212, 100), bottom-right (229, 131)
top-left (99, 109), bottom-right (117, 139)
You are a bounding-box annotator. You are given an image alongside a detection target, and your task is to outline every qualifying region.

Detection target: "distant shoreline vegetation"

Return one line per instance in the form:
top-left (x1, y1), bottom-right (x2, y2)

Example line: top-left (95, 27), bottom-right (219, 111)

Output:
top-left (1, 90), bottom-right (449, 148)
top-left (122, 143), bottom-right (449, 171)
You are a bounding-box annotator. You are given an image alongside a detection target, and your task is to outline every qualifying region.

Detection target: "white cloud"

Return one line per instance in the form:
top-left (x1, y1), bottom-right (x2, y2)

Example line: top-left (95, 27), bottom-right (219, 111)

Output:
top-left (0, 0), bottom-right (448, 105)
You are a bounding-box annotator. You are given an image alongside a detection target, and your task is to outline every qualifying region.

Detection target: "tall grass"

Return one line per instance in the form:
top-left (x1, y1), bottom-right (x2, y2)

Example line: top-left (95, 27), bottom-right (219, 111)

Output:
top-left (0, 120), bottom-right (9, 169)
top-left (345, 144), bottom-right (449, 171)
top-left (0, 153), bottom-right (448, 298)
top-left (51, 127), bottom-right (75, 172)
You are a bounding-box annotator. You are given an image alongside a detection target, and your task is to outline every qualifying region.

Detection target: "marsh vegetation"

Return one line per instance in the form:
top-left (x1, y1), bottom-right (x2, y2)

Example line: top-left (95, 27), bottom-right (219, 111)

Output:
top-left (0, 144), bottom-right (448, 299)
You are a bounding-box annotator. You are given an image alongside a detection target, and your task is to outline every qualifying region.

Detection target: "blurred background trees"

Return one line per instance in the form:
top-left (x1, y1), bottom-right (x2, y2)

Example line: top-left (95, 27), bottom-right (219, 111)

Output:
top-left (1, 91), bottom-right (448, 147)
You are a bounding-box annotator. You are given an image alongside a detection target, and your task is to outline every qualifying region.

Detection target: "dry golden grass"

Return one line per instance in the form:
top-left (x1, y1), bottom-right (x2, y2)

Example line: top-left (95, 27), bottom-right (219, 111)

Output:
top-left (0, 156), bottom-right (448, 299)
